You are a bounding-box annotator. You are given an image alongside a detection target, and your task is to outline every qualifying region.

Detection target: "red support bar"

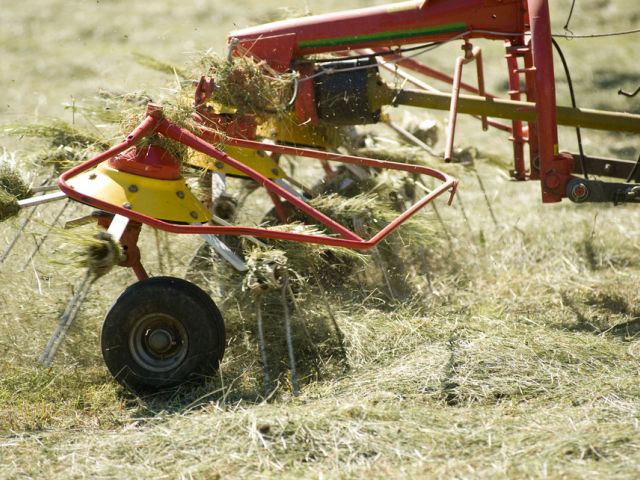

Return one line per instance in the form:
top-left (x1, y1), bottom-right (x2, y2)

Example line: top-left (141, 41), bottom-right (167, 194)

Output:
top-left (523, 40), bottom-right (540, 180)
top-left (158, 118), bottom-right (362, 242)
top-left (377, 50), bottom-right (498, 100)
top-left (444, 43), bottom-right (486, 162)
top-left (528, 0), bottom-right (573, 201)
top-left (506, 42), bottom-right (527, 180)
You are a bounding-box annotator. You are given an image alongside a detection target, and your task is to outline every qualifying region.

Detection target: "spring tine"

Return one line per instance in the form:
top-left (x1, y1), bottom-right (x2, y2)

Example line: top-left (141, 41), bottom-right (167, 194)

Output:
top-left (39, 270), bottom-right (93, 367)
top-left (281, 274), bottom-right (299, 396)
top-left (474, 168), bottom-right (499, 227)
top-left (255, 295), bottom-right (272, 396)
top-left (286, 282), bottom-right (323, 379)
top-left (20, 199), bottom-right (70, 272)
top-left (454, 191), bottom-right (475, 238)
top-left (312, 272), bottom-right (349, 370)
top-left (1, 174), bottom-right (56, 265)
top-left (0, 206), bottom-right (38, 265)
top-left (39, 215), bottom-right (129, 367)
top-left (385, 120), bottom-right (439, 157)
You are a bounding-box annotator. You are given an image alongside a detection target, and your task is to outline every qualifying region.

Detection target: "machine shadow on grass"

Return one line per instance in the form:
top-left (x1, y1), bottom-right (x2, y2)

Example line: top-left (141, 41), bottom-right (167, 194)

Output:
top-left (558, 289), bottom-right (640, 339)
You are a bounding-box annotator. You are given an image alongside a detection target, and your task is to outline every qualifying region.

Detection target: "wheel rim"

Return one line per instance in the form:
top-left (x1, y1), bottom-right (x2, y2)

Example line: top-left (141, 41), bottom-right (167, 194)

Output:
top-left (128, 313), bottom-right (189, 373)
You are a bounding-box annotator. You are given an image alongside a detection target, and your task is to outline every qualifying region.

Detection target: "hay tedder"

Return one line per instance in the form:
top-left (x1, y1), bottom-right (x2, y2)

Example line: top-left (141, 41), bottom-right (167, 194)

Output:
top-left (9, 0), bottom-right (640, 392)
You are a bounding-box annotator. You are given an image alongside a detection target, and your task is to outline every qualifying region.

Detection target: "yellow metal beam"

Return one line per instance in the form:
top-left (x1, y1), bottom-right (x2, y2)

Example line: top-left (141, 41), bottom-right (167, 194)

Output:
top-left (378, 86), bottom-right (640, 134)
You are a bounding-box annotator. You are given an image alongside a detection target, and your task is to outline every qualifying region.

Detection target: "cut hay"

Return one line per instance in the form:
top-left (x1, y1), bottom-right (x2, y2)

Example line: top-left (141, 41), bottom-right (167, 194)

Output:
top-left (0, 162), bottom-right (31, 200)
top-left (355, 145), bottom-right (465, 174)
top-left (309, 192), bottom-right (434, 246)
top-left (260, 223), bottom-right (367, 270)
top-left (132, 53), bottom-right (188, 79)
top-left (3, 1), bottom-right (640, 478)
top-left (0, 189), bottom-right (20, 222)
top-left (243, 247), bottom-right (289, 293)
top-left (5, 120), bottom-right (110, 170)
top-left (83, 232), bottom-right (123, 280)
top-left (0, 162), bottom-right (31, 223)
top-left (31, 144), bottom-right (94, 169)
top-left (47, 226), bottom-right (123, 280)
top-left (114, 88), bottom-right (198, 162)
top-left (197, 53), bottom-right (296, 115)
top-left (82, 89), bottom-right (154, 125)
top-left (6, 120), bottom-right (109, 150)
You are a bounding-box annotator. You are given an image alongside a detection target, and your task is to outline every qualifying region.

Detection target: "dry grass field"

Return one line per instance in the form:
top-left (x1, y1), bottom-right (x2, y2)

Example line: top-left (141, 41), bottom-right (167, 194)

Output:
top-left (1, 0), bottom-right (640, 478)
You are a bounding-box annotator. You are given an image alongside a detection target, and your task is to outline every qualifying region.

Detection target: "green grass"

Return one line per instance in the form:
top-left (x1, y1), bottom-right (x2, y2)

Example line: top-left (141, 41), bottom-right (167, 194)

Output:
top-left (2, 0), bottom-right (640, 478)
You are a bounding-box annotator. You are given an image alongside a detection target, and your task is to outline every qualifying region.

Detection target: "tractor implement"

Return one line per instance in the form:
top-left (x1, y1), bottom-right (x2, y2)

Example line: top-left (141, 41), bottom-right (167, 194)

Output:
top-left (9, 0), bottom-right (640, 392)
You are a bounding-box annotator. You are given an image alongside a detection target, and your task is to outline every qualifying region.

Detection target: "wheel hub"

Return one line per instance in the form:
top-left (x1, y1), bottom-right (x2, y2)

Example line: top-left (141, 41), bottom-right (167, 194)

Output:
top-left (129, 313), bottom-right (189, 373)
top-left (146, 328), bottom-right (174, 354)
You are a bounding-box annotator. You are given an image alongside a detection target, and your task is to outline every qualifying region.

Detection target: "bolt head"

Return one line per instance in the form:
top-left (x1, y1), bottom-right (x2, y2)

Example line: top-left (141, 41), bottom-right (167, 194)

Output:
top-left (176, 191), bottom-right (185, 199)
top-left (128, 184), bottom-right (138, 193)
top-left (570, 182), bottom-right (589, 202)
top-left (122, 202), bottom-right (132, 209)
top-left (190, 211), bottom-right (198, 219)
top-left (545, 172), bottom-right (560, 189)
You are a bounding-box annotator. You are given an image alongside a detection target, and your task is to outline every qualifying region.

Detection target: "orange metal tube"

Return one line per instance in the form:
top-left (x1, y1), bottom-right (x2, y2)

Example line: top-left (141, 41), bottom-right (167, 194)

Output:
top-left (444, 44), bottom-right (486, 162)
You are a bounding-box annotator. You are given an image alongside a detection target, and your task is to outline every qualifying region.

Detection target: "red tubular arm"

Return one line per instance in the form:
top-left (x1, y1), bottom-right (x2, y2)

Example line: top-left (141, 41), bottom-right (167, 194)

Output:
top-left (58, 113), bottom-right (457, 251)
top-left (229, 0), bottom-right (526, 70)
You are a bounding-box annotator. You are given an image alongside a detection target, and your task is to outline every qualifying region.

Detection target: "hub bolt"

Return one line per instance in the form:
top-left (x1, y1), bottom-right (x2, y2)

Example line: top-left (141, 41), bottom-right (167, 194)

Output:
top-left (570, 182), bottom-right (589, 202)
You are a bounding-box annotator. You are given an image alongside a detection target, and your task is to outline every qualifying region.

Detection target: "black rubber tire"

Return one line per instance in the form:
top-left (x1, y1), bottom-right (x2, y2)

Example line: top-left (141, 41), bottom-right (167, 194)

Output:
top-left (101, 276), bottom-right (225, 392)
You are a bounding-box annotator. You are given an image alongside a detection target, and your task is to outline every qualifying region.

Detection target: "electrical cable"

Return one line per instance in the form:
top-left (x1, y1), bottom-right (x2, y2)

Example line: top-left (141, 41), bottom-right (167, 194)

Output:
top-left (551, 37), bottom-right (588, 179)
top-left (298, 31), bottom-right (469, 83)
top-left (306, 41), bottom-right (440, 64)
top-left (626, 153), bottom-right (640, 183)
top-left (563, 0), bottom-right (577, 34)
top-left (552, 28), bottom-right (640, 38)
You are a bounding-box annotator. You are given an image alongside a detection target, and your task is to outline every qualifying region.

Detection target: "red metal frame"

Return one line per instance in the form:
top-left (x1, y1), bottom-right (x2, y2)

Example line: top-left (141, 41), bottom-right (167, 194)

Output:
top-left (226, 0), bottom-right (574, 203)
top-left (58, 106), bottom-right (457, 251)
top-left (229, 0), bottom-right (526, 70)
top-left (97, 216), bottom-right (148, 280)
top-left (444, 41), bottom-right (487, 162)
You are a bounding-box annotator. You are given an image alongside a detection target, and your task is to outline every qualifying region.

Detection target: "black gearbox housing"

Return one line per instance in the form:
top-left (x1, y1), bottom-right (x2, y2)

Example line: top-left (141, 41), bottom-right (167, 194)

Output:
top-left (314, 57), bottom-right (381, 125)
